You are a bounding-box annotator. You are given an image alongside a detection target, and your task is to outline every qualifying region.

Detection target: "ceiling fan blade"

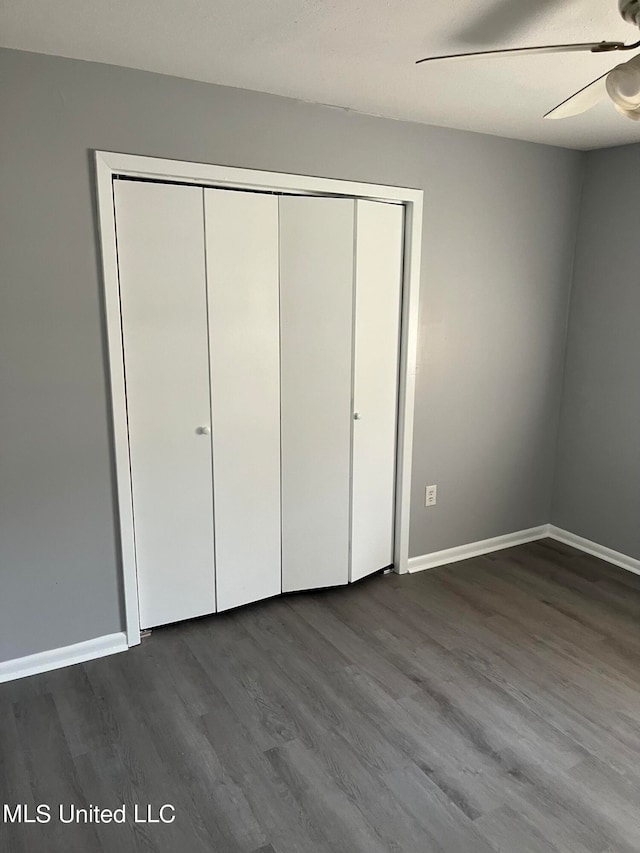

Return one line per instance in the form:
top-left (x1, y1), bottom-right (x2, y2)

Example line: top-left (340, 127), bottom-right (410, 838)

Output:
top-left (416, 42), bottom-right (625, 64)
top-left (454, 0), bottom-right (562, 45)
top-left (544, 72), bottom-right (610, 119)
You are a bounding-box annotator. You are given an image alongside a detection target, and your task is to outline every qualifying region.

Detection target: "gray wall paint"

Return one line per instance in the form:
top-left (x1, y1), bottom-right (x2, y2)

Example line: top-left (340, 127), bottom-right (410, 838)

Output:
top-left (552, 144), bottom-right (640, 560)
top-left (0, 48), bottom-right (583, 662)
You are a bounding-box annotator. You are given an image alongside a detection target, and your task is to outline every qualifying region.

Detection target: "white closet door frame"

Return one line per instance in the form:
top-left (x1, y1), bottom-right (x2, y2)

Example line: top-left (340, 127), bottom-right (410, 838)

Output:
top-left (95, 150), bottom-right (423, 649)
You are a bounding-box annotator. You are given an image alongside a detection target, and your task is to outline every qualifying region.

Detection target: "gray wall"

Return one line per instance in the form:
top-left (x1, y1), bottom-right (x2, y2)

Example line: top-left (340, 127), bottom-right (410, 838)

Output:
top-left (0, 47), bottom-right (583, 662)
top-left (552, 144), bottom-right (640, 560)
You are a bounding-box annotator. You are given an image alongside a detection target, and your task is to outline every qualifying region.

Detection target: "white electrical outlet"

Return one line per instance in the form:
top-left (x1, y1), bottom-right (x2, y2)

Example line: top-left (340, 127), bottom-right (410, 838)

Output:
top-left (425, 485), bottom-right (437, 506)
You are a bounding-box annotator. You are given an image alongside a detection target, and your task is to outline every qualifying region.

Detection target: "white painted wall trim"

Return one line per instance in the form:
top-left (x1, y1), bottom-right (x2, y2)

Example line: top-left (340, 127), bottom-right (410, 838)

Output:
top-left (548, 526), bottom-right (640, 577)
top-left (408, 526), bottom-right (550, 573)
top-left (0, 633), bottom-right (127, 684)
top-left (409, 523), bottom-right (640, 577)
top-left (95, 150), bottom-right (424, 638)
top-left (95, 151), bottom-right (422, 204)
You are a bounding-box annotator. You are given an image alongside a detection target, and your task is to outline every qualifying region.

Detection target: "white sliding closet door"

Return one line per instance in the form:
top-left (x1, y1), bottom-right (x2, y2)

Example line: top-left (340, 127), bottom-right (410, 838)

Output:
top-left (351, 201), bottom-right (404, 581)
top-left (205, 190), bottom-right (281, 611)
top-left (114, 181), bottom-right (216, 629)
top-left (279, 196), bottom-right (355, 592)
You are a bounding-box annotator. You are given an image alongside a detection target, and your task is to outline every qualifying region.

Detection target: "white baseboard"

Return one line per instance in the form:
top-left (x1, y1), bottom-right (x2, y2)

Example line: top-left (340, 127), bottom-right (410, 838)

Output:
top-left (548, 526), bottom-right (640, 577)
top-left (0, 632), bottom-right (128, 684)
top-left (408, 523), bottom-right (640, 578)
top-left (408, 525), bottom-right (550, 573)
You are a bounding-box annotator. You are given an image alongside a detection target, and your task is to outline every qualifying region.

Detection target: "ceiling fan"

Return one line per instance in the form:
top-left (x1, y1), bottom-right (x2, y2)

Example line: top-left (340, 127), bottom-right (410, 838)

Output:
top-left (416, 0), bottom-right (640, 120)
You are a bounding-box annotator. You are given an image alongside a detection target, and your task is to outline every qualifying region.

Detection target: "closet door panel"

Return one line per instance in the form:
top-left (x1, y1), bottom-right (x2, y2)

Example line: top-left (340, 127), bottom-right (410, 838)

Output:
top-left (279, 196), bottom-right (354, 592)
top-left (114, 181), bottom-right (216, 629)
top-left (351, 200), bottom-right (403, 582)
top-left (205, 190), bottom-right (281, 611)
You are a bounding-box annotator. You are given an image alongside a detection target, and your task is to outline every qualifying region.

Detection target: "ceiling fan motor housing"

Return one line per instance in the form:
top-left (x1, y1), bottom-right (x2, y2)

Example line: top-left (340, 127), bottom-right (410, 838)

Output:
top-left (619, 0), bottom-right (640, 27)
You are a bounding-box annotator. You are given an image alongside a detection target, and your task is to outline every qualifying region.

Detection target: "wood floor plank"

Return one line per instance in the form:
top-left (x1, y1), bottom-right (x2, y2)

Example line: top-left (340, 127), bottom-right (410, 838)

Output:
top-left (0, 703), bottom-right (38, 853)
top-left (238, 603), bottom-right (410, 777)
top-left (83, 657), bottom-right (221, 852)
top-left (199, 710), bottom-right (332, 853)
top-left (385, 762), bottom-right (499, 853)
top-left (286, 591), bottom-right (420, 698)
top-left (12, 692), bottom-right (103, 853)
top-left (264, 740), bottom-right (389, 853)
top-left (474, 804), bottom-right (562, 853)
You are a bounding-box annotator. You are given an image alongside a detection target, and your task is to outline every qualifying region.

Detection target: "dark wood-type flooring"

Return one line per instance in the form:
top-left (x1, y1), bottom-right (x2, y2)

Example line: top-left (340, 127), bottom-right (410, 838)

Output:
top-left (3, 539), bottom-right (640, 852)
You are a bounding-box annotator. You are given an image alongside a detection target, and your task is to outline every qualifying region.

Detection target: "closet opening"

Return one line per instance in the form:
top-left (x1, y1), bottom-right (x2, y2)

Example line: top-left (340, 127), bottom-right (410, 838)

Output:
top-left (96, 151), bottom-right (422, 647)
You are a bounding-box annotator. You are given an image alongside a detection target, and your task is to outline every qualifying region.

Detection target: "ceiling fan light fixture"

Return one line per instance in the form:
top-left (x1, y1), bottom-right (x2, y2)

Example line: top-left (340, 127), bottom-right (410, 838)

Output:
top-left (606, 54), bottom-right (640, 111)
top-left (613, 102), bottom-right (640, 118)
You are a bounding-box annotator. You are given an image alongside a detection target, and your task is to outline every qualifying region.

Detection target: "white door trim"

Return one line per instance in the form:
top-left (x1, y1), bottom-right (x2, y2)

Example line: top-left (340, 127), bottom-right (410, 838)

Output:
top-left (94, 150), bottom-right (424, 648)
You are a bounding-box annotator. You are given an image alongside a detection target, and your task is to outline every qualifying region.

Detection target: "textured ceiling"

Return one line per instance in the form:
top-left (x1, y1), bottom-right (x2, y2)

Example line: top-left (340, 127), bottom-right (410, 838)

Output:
top-left (2, 0), bottom-right (640, 149)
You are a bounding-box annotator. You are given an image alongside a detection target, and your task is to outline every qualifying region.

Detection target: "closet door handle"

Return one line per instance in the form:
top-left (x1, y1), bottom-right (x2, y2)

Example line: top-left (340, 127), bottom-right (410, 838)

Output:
top-left (196, 425), bottom-right (211, 435)
top-left (353, 412), bottom-right (361, 420)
